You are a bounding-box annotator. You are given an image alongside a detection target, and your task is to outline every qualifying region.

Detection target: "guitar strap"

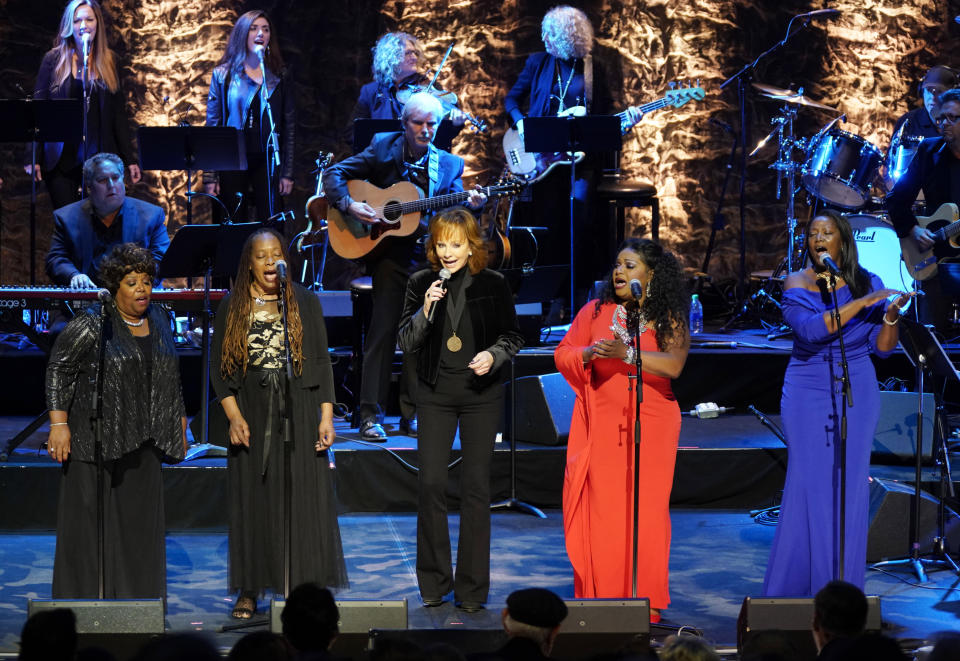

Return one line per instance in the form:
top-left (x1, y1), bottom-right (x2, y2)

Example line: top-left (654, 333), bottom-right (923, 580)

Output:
top-left (427, 145), bottom-right (439, 198)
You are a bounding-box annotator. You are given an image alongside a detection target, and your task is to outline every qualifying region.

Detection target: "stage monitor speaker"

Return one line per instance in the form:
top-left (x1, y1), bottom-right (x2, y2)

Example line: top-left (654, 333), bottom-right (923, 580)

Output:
top-left (508, 372), bottom-right (574, 446)
top-left (872, 391), bottom-right (935, 464)
top-left (554, 599), bottom-right (650, 659)
top-left (867, 476), bottom-right (960, 562)
top-left (370, 629), bottom-right (507, 656)
top-left (27, 599), bottom-right (164, 661)
top-left (271, 598), bottom-right (407, 659)
top-left (737, 596), bottom-right (881, 661)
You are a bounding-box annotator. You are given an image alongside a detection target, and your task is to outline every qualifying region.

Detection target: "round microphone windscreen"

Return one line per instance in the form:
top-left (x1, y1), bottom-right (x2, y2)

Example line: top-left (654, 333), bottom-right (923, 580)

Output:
top-left (439, 268), bottom-right (452, 280)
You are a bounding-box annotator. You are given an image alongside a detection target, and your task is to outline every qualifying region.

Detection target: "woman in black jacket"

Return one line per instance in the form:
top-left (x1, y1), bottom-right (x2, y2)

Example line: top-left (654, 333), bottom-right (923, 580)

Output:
top-left (45, 243), bottom-right (185, 599)
top-left (398, 208), bottom-right (524, 613)
top-left (26, 0), bottom-right (138, 210)
top-left (204, 9), bottom-right (296, 222)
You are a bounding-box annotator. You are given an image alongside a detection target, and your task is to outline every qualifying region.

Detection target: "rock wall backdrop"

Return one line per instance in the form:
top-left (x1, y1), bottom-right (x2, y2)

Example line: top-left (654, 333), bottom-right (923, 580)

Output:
top-left (1, 0), bottom-right (959, 288)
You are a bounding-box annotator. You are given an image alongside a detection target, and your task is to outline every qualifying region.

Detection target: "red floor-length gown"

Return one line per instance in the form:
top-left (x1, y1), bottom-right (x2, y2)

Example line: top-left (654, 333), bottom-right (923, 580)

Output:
top-left (555, 301), bottom-right (681, 609)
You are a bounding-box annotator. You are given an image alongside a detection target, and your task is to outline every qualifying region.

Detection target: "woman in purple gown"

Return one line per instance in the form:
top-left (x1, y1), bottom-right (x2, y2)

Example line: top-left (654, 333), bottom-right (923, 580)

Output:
top-left (763, 210), bottom-right (914, 596)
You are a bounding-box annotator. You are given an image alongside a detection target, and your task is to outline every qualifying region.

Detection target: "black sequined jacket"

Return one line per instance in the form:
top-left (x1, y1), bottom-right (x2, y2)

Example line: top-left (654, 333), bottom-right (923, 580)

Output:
top-left (45, 303), bottom-right (186, 463)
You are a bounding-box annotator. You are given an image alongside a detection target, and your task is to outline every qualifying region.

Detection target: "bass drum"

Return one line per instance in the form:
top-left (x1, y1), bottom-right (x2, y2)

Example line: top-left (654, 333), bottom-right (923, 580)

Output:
top-left (845, 213), bottom-right (916, 303)
top-left (802, 130), bottom-right (884, 209)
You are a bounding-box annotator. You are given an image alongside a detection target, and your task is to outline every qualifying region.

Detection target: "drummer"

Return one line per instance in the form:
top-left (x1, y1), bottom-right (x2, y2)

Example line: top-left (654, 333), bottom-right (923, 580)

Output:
top-left (892, 65), bottom-right (957, 140)
top-left (887, 87), bottom-right (960, 331)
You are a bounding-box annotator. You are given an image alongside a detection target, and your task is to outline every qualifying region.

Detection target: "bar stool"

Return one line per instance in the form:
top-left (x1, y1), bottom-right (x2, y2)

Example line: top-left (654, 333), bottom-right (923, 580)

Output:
top-left (596, 175), bottom-right (659, 259)
top-left (348, 276), bottom-right (373, 424)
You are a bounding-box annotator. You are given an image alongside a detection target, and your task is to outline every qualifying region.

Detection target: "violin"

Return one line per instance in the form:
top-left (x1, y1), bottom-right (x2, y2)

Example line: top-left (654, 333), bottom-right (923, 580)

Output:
top-left (394, 43), bottom-right (488, 133)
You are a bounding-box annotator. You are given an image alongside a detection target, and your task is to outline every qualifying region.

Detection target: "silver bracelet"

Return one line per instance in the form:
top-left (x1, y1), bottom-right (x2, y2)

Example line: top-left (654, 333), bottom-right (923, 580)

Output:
top-left (883, 314), bottom-right (899, 326)
top-left (623, 346), bottom-right (636, 364)
top-left (49, 422), bottom-right (68, 427)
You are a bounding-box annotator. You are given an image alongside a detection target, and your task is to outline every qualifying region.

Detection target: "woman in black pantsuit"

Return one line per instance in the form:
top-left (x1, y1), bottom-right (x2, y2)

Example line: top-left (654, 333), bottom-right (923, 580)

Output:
top-left (45, 243), bottom-right (185, 599)
top-left (398, 208), bottom-right (524, 612)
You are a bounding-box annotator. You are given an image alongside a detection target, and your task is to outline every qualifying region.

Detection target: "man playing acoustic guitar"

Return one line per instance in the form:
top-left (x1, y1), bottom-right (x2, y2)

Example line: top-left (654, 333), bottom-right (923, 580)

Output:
top-left (324, 91), bottom-right (486, 441)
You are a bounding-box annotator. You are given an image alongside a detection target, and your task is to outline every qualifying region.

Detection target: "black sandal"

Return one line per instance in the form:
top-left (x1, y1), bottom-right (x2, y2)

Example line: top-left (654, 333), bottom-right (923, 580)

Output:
top-left (231, 593), bottom-right (257, 619)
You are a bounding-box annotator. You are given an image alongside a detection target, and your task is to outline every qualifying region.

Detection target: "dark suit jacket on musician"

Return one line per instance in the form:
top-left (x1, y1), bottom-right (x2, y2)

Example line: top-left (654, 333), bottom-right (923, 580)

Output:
top-left (886, 136), bottom-right (960, 238)
top-left (322, 130), bottom-right (466, 263)
top-left (46, 197), bottom-right (170, 286)
top-left (398, 267), bottom-right (523, 391)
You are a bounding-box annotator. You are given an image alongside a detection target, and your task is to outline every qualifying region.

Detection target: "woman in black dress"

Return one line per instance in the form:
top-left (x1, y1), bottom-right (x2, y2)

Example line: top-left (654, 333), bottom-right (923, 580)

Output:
top-left (399, 208), bottom-right (524, 612)
top-left (26, 0), bottom-right (139, 210)
top-left (46, 243), bottom-right (185, 598)
top-left (212, 228), bottom-right (347, 619)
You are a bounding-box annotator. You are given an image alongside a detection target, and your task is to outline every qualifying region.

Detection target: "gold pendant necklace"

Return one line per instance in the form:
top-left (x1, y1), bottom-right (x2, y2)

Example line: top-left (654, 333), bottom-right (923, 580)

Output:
top-left (446, 332), bottom-right (462, 352)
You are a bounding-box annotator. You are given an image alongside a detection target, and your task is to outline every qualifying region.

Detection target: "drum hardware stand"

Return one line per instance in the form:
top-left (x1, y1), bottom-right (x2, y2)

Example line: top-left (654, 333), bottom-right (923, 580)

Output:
top-left (871, 318), bottom-right (960, 582)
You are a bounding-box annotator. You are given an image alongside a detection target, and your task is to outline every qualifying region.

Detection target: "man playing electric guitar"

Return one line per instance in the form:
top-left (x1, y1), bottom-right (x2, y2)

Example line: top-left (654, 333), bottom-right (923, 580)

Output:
top-left (323, 92), bottom-right (486, 441)
top-left (504, 6), bottom-right (642, 312)
top-left (887, 87), bottom-right (960, 331)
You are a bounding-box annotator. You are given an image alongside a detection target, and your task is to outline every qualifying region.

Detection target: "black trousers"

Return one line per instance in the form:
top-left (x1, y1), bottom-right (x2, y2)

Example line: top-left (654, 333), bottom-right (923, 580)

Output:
top-left (415, 371), bottom-right (502, 604)
top-left (43, 163), bottom-right (83, 212)
top-left (358, 255), bottom-right (417, 422)
top-left (53, 444), bottom-right (166, 599)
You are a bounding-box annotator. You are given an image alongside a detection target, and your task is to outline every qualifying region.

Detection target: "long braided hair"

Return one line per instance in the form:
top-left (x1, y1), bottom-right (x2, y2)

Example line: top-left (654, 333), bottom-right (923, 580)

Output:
top-left (592, 238), bottom-right (690, 351)
top-left (219, 229), bottom-right (303, 379)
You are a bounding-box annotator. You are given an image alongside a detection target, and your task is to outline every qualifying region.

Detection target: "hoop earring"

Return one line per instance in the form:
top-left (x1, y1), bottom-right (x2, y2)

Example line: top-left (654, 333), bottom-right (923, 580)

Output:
top-left (646, 280), bottom-right (652, 298)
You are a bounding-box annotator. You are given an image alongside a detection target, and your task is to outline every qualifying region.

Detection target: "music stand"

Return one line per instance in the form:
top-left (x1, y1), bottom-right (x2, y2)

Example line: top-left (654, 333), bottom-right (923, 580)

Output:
top-left (523, 115), bottom-right (621, 312)
top-left (871, 316), bottom-right (960, 580)
top-left (159, 222), bottom-right (263, 446)
top-left (352, 118), bottom-right (456, 153)
top-left (0, 99), bottom-right (82, 283)
top-left (138, 126), bottom-right (246, 225)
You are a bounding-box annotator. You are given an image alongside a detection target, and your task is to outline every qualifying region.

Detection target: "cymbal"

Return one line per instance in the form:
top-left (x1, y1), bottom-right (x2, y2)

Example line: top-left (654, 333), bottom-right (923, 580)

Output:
top-left (752, 83), bottom-right (836, 112)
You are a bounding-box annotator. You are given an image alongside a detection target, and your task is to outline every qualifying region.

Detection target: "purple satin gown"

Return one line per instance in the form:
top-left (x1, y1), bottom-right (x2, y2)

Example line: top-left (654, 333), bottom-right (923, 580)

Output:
top-left (763, 273), bottom-right (893, 596)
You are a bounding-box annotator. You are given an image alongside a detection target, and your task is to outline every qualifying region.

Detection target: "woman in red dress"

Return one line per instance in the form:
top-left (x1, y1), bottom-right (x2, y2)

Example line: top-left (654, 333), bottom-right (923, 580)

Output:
top-left (555, 238), bottom-right (690, 622)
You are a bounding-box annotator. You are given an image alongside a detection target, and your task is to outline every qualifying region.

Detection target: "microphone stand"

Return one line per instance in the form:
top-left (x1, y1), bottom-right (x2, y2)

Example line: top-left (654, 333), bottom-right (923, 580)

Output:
top-left (80, 39), bottom-right (90, 198)
top-left (630, 308), bottom-right (643, 599)
top-left (91, 298), bottom-right (111, 598)
top-left (259, 53), bottom-right (280, 218)
top-left (277, 274), bottom-right (294, 598)
top-left (825, 271), bottom-right (853, 581)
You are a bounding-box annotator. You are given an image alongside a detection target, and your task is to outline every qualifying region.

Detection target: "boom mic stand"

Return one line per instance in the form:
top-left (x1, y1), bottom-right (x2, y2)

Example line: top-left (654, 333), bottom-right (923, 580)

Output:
top-left (258, 52), bottom-right (280, 218)
top-left (277, 274), bottom-right (294, 598)
top-left (630, 310), bottom-right (643, 599)
top-left (92, 296), bottom-right (111, 597)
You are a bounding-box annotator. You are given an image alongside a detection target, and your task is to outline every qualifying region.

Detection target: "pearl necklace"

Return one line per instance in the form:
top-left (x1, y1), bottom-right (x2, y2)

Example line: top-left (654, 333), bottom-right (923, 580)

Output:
top-left (121, 315), bottom-right (145, 327)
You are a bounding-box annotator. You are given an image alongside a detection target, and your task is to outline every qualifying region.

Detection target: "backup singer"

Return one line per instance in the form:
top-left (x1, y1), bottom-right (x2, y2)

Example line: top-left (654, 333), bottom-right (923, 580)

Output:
top-left (763, 211), bottom-right (912, 596)
top-left (554, 238), bottom-right (689, 622)
top-left (212, 229), bottom-right (347, 619)
top-left (323, 92), bottom-right (486, 441)
top-left (204, 10), bottom-right (295, 222)
top-left (398, 209), bottom-right (523, 612)
top-left (45, 243), bottom-right (186, 598)
top-left (25, 0), bottom-right (140, 211)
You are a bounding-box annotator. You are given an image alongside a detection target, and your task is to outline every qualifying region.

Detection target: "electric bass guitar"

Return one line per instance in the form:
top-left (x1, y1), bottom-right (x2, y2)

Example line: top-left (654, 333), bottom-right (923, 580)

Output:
top-left (502, 83), bottom-right (705, 183)
top-left (327, 179), bottom-right (523, 259)
top-left (899, 202), bottom-right (960, 281)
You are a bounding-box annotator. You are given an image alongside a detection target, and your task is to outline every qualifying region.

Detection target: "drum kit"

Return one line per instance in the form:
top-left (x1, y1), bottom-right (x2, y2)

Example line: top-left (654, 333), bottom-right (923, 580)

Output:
top-left (749, 82), bottom-right (918, 306)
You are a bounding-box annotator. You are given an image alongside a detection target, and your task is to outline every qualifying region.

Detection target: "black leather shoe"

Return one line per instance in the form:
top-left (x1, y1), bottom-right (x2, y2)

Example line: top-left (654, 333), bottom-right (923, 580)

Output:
top-left (422, 597), bottom-right (443, 607)
top-left (360, 420), bottom-right (387, 442)
top-left (399, 417), bottom-right (418, 437)
top-left (456, 601), bottom-right (484, 613)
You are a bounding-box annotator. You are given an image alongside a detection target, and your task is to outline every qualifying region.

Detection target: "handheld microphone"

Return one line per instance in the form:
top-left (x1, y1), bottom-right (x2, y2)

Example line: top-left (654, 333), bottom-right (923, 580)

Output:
top-left (97, 288), bottom-right (112, 304)
top-left (275, 260), bottom-right (288, 283)
top-left (801, 8), bottom-right (840, 18)
top-left (629, 279), bottom-right (643, 299)
top-left (821, 255), bottom-right (842, 275)
top-left (427, 268), bottom-right (452, 323)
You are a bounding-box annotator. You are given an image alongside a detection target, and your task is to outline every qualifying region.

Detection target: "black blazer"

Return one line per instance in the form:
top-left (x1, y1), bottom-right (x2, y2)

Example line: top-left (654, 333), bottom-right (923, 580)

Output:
top-left (398, 268), bottom-right (524, 390)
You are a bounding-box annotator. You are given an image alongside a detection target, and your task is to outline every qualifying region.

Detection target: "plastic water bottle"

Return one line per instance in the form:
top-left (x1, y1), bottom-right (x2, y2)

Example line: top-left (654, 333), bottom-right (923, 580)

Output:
top-left (689, 294), bottom-right (703, 334)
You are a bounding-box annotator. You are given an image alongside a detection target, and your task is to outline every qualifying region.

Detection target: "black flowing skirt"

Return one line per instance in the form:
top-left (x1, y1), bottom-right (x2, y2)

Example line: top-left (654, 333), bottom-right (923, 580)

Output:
top-left (228, 367), bottom-right (348, 594)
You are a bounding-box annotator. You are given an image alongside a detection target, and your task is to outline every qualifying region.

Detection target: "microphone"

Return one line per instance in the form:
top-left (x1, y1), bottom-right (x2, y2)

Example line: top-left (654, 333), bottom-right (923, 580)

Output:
top-left (97, 288), bottom-right (112, 304)
top-left (683, 402), bottom-right (734, 419)
top-left (821, 255), bottom-right (842, 275)
top-left (629, 279), bottom-right (643, 299)
top-left (427, 268), bottom-right (452, 323)
top-left (275, 259), bottom-right (288, 282)
top-left (255, 45), bottom-right (266, 62)
top-left (800, 8), bottom-right (840, 18)
top-left (81, 32), bottom-right (91, 61)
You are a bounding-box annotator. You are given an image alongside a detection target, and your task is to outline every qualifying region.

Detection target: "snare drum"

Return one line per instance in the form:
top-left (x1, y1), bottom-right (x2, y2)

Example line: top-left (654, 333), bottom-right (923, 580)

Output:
top-left (802, 130), bottom-right (884, 209)
top-left (844, 213), bottom-right (915, 296)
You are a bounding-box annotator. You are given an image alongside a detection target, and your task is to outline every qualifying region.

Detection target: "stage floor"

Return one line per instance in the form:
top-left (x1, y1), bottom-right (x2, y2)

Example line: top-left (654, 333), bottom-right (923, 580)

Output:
top-left (1, 509), bottom-right (959, 657)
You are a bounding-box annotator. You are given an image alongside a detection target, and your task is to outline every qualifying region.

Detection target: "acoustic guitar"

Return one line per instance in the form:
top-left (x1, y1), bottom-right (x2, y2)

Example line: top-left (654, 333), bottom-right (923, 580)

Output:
top-left (899, 202), bottom-right (960, 281)
top-left (502, 84), bottom-right (705, 184)
top-left (327, 179), bottom-right (523, 259)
